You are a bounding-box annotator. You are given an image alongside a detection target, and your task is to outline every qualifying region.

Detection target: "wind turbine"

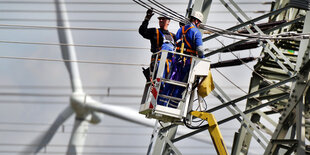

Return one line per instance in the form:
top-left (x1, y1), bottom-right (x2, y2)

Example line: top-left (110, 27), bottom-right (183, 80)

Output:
top-left (28, 0), bottom-right (155, 154)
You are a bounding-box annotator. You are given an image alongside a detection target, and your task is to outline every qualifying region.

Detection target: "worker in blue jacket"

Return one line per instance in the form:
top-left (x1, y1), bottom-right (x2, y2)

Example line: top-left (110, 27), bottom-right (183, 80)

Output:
top-left (175, 11), bottom-right (204, 58)
top-left (167, 11), bottom-right (205, 108)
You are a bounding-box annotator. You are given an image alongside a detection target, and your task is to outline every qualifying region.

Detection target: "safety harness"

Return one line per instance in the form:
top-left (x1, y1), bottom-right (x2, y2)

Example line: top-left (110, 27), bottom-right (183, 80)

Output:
top-left (150, 29), bottom-right (175, 75)
top-left (156, 28), bottom-right (174, 52)
top-left (176, 25), bottom-right (198, 56)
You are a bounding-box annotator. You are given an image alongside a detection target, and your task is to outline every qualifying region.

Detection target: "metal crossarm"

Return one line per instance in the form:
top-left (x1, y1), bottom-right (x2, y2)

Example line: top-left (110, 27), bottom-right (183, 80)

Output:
top-left (206, 76), bottom-right (296, 113)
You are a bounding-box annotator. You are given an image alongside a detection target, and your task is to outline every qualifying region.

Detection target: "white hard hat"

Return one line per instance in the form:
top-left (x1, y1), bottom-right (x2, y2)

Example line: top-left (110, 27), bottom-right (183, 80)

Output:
top-left (191, 11), bottom-right (203, 22)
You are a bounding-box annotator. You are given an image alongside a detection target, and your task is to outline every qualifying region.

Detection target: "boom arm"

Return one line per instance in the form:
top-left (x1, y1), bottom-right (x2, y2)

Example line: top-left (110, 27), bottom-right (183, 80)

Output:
top-left (191, 111), bottom-right (229, 155)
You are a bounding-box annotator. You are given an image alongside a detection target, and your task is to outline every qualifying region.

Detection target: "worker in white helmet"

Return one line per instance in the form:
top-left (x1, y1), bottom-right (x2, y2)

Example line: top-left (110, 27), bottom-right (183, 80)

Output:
top-left (175, 11), bottom-right (204, 58)
top-left (165, 11), bottom-right (205, 108)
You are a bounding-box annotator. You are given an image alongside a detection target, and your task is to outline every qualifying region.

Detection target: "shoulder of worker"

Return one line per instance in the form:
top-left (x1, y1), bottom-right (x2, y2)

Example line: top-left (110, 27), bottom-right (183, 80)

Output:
top-left (138, 24), bottom-right (157, 39)
top-left (189, 23), bottom-right (199, 30)
top-left (139, 19), bottom-right (150, 28)
top-left (139, 20), bottom-right (156, 33)
top-left (175, 27), bottom-right (183, 39)
top-left (178, 24), bottom-right (197, 32)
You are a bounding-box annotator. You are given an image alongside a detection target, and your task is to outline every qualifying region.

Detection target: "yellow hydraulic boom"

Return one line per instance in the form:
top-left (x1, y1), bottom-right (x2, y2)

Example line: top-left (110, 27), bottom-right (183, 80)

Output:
top-left (191, 111), bottom-right (229, 155)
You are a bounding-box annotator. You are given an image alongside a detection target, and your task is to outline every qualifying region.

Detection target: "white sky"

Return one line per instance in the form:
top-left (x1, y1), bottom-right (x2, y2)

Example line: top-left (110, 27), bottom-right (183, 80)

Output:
top-left (0, 0), bottom-right (273, 155)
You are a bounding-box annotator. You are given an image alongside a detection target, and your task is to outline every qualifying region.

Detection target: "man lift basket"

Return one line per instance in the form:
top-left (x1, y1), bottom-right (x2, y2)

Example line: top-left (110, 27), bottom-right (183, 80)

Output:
top-left (139, 50), bottom-right (210, 123)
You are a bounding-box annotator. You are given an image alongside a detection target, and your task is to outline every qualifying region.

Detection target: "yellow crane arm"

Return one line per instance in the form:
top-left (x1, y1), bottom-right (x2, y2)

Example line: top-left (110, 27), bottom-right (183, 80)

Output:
top-left (191, 111), bottom-right (229, 155)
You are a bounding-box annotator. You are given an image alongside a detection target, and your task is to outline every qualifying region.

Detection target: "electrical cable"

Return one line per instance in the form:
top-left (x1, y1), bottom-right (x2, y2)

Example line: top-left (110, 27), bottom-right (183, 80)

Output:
top-left (0, 100), bottom-right (142, 105)
top-left (214, 38), bottom-right (289, 93)
top-left (200, 24), bottom-right (310, 41)
top-left (0, 56), bottom-right (149, 66)
top-left (186, 98), bottom-right (209, 128)
top-left (133, 0), bottom-right (186, 23)
top-left (0, 128), bottom-right (150, 135)
top-left (0, 143), bottom-right (214, 151)
top-left (0, 85), bottom-right (143, 90)
top-left (0, 40), bottom-right (148, 49)
top-left (0, 143), bottom-right (149, 149)
top-left (148, 0), bottom-right (188, 23)
top-left (0, 84), bottom-right (244, 90)
top-left (184, 37), bottom-right (290, 129)
top-left (0, 23), bottom-right (137, 31)
top-left (0, 0), bottom-right (293, 146)
top-left (0, 121), bottom-right (145, 128)
top-left (0, 92), bottom-right (142, 98)
top-left (0, 1), bottom-right (271, 5)
top-left (0, 9), bottom-right (269, 14)
top-left (0, 18), bottom-right (239, 24)
top-left (0, 1), bottom-right (143, 5)
top-left (0, 18), bottom-right (144, 23)
top-left (0, 1), bottom-right (276, 153)
top-left (134, 0), bottom-right (266, 129)
top-left (0, 120), bottom-right (237, 130)
top-left (0, 151), bottom-right (146, 155)
top-left (214, 38), bottom-right (289, 99)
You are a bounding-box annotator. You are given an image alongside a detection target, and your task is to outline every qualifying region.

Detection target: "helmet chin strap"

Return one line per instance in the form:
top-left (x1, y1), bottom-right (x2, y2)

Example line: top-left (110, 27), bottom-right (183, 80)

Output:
top-left (193, 20), bottom-right (200, 27)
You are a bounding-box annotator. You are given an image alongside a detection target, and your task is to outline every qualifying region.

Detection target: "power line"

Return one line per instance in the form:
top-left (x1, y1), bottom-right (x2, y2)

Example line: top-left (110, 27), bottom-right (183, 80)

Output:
top-left (0, 0), bottom-right (272, 153)
top-left (0, 120), bottom-right (238, 130)
top-left (0, 128), bottom-right (236, 136)
top-left (0, 143), bottom-right (218, 149)
top-left (0, 84), bottom-right (245, 90)
top-left (0, 121), bottom-right (145, 128)
top-left (0, 9), bottom-right (269, 14)
top-left (214, 38), bottom-right (289, 93)
top-left (0, 18), bottom-right (241, 24)
top-left (0, 98), bottom-right (243, 105)
top-left (0, 151), bottom-right (146, 155)
top-left (0, 143), bottom-right (148, 149)
top-left (0, 150), bottom-right (223, 155)
top-left (0, 85), bottom-right (143, 90)
top-left (0, 40), bottom-right (149, 49)
top-left (201, 23), bottom-right (310, 41)
top-left (0, 1), bottom-right (271, 5)
top-left (0, 23), bottom-right (137, 31)
top-left (0, 128), bottom-right (151, 136)
top-left (0, 92), bottom-right (142, 98)
top-left (0, 100), bottom-right (141, 105)
top-left (0, 56), bottom-right (149, 66)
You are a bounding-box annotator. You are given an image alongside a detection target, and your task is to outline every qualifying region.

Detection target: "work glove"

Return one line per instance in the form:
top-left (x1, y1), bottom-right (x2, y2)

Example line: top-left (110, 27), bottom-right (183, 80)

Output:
top-left (145, 9), bottom-right (154, 20)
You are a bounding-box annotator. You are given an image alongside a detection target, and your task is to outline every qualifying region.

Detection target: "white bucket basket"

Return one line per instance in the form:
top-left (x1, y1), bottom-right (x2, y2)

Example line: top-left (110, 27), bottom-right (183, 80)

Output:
top-left (139, 50), bottom-right (210, 123)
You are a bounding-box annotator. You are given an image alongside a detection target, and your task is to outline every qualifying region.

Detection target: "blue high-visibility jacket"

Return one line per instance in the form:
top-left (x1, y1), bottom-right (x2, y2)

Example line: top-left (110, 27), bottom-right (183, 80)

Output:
top-left (175, 23), bottom-right (203, 57)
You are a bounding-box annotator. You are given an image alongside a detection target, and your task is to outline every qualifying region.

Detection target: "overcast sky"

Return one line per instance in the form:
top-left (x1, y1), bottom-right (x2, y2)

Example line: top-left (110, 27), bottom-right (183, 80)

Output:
top-left (0, 0), bottom-right (273, 154)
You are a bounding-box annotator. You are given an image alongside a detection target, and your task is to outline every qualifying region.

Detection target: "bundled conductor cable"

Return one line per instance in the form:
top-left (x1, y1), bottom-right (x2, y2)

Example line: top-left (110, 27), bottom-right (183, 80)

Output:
top-left (133, 0), bottom-right (185, 23)
top-left (148, 0), bottom-right (189, 23)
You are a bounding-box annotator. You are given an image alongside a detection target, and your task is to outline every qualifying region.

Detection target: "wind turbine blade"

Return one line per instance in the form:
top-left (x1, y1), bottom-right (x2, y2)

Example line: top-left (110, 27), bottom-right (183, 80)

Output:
top-left (72, 95), bottom-right (229, 147)
top-left (55, 0), bottom-right (83, 92)
top-left (66, 115), bottom-right (91, 155)
top-left (26, 106), bottom-right (74, 154)
top-left (83, 97), bottom-right (234, 146)
top-left (84, 96), bottom-right (155, 127)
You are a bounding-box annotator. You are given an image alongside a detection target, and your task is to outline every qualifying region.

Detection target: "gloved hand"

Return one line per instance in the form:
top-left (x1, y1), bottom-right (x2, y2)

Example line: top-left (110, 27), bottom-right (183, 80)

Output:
top-left (145, 9), bottom-right (154, 20)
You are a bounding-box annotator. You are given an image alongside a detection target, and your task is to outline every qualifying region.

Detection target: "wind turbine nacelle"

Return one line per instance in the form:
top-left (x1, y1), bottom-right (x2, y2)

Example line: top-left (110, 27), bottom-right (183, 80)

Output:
top-left (90, 112), bottom-right (103, 124)
top-left (70, 93), bottom-right (90, 118)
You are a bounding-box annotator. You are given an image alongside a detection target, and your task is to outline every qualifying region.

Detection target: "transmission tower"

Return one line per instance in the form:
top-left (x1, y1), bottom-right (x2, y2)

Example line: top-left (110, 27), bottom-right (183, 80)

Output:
top-left (141, 0), bottom-right (310, 154)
